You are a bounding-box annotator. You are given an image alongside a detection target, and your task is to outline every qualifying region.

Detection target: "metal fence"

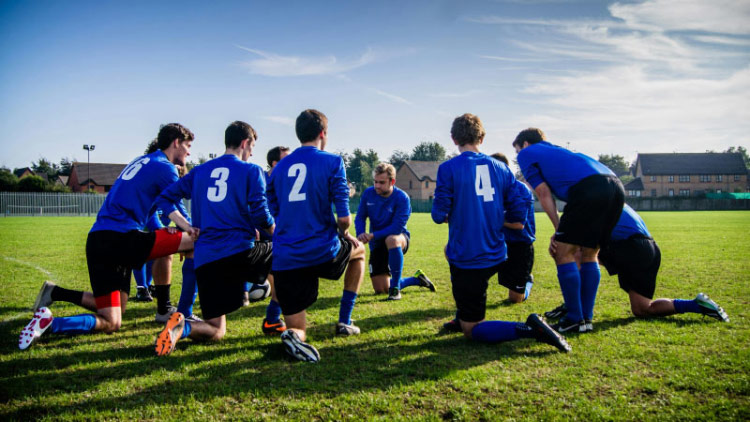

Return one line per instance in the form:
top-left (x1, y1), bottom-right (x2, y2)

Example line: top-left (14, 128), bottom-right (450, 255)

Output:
top-left (0, 192), bottom-right (107, 216)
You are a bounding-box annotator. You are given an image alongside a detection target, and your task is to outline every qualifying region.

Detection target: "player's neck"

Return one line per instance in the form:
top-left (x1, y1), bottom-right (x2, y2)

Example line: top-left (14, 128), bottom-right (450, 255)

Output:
top-left (458, 144), bottom-right (481, 153)
top-left (300, 137), bottom-right (324, 150)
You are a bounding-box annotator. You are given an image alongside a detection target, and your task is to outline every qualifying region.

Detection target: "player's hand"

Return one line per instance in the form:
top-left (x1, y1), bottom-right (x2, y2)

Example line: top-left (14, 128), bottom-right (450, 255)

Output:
top-left (186, 226), bottom-right (200, 240)
top-left (548, 236), bottom-right (557, 258)
top-left (165, 226), bottom-right (178, 234)
top-left (344, 231), bottom-right (362, 248)
top-left (357, 233), bottom-right (373, 244)
top-left (255, 229), bottom-right (261, 241)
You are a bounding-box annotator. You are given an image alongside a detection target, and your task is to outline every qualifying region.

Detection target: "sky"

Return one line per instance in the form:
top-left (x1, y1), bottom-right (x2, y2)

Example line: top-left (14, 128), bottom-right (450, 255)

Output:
top-left (1, 0), bottom-right (748, 173)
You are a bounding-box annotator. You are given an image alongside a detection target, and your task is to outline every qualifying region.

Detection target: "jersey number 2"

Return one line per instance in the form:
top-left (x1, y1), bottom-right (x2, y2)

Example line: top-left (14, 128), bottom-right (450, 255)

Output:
top-left (288, 163), bottom-right (307, 202)
top-left (207, 167), bottom-right (229, 202)
top-left (475, 165), bottom-right (495, 202)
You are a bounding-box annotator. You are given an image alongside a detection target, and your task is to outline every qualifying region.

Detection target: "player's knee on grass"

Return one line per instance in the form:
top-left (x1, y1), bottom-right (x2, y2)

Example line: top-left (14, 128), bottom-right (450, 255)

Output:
top-left (508, 290), bottom-right (525, 303)
top-left (629, 291), bottom-right (653, 317)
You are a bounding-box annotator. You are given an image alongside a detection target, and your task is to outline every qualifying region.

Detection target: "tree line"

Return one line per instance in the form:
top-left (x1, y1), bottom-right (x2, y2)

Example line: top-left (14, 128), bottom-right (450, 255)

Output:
top-left (0, 158), bottom-right (75, 192)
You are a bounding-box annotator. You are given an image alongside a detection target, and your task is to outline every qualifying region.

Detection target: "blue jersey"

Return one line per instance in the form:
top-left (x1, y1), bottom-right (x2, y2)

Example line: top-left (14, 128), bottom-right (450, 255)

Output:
top-left (91, 150), bottom-right (178, 233)
top-left (258, 170), bottom-right (274, 242)
top-left (610, 204), bottom-right (650, 241)
top-left (355, 186), bottom-right (411, 249)
top-left (432, 151), bottom-right (526, 269)
top-left (146, 201), bottom-right (191, 232)
top-left (502, 181), bottom-right (536, 244)
top-left (155, 154), bottom-right (273, 269)
top-left (268, 146), bottom-right (350, 271)
top-left (517, 141), bottom-right (614, 202)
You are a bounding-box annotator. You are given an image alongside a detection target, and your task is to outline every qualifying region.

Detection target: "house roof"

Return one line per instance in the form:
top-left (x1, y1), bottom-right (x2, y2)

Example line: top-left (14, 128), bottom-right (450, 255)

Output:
top-left (72, 162), bottom-right (127, 186)
top-left (13, 167), bottom-right (33, 178)
top-left (637, 153), bottom-right (746, 175)
top-left (624, 177), bottom-right (644, 190)
top-left (400, 160), bottom-right (440, 181)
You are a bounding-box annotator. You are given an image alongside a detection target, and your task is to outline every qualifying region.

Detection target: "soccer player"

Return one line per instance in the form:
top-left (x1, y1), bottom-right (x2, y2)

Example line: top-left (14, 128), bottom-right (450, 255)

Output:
top-left (152, 121), bottom-right (274, 356)
top-left (432, 114), bottom-right (570, 353)
top-left (355, 162), bottom-right (435, 300)
top-left (268, 109), bottom-right (366, 363)
top-left (513, 128), bottom-right (624, 333)
top-left (19, 123), bottom-right (196, 350)
top-left (491, 153), bottom-right (535, 304)
top-left (545, 205), bottom-right (729, 324)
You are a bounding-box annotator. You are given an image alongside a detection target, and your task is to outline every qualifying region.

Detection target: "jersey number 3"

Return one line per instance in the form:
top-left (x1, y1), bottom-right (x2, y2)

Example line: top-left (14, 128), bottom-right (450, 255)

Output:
top-left (288, 163), bottom-right (307, 202)
top-left (207, 167), bottom-right (229, 202)
top-left (475, 164), bottom-right (495, 202)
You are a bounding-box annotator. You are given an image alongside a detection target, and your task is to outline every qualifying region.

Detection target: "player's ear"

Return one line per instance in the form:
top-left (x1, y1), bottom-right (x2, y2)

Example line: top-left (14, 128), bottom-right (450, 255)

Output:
top-left (390, 179), bottom-right (396, 187)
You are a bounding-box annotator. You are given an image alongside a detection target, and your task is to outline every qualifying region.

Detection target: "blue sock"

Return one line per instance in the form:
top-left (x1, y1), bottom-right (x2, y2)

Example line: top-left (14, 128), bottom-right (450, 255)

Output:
top-left (145, 260), bottom-right (153, 288)
top-left (388, 247), bottom-right (404, 289)
top-left (177, 258), bottom-right (197, 316)
top-left (399, 277), bottom-right (420, 289)
top-left (265, 299), bottom-right (282, 323)
top-left (470, 320), bottom-right (521, 343)
top-left (579, 262), bottom-right (601, 321)
top-left (50, 314), bottom-right (96, 334)
top-left (557, 262), bottom-right (584, 322)
top-left (524, 281), bottom-right (533, 301)
top-left (133, 264), bottom-right (148, 289)
top-left (338, 290), bottom-right (358, 325)
top-left (181, 320), bottom-right (191, 339)
top-left (674, 299), bottom-right (702, 314)
top-left (244, 281), bottom-right (252, 293)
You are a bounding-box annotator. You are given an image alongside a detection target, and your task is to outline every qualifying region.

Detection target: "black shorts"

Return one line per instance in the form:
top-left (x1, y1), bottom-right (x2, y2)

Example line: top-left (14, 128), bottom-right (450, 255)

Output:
top-left (274, 236), bottom-right (354, 315)
top-left (497, 242), bottom-right (534, 293)
top-left (195, 243), bottom-right (272, 320)
top-left (598, 236), bottom-right (660, 299)
top-left (555, 174), bottom-right (625, 249)
top-left (450, 263), bottom-right (502, 323)
top-left (86, 230), bottom-right (156, 298)
top-left (368, 234), bottom-right (410, 276)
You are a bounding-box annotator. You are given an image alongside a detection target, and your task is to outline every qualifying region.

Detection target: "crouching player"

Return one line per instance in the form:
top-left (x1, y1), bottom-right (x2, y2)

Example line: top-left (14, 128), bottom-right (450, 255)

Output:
top-left (20, 124), bottom-right (196, 350)
top-left (151, 121), bottom-right (275, 356)
top-left (355, 162), bottom-right (435, 301)
top-left (545, 205), bottom-right (729, 325)
top-left (432, 114), bottom-right (570, 353)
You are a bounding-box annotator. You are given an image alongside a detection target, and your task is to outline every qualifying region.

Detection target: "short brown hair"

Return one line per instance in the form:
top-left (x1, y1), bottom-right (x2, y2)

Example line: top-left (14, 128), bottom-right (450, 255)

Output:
top-left (513, 128), bottom-right (546, 148)
top-left (490, 152), bottom-right (509, 165)
top-left (295, 109), bottom-right (328, 143)
top-left (157, 123), bottom-right (194, 151)
top-left (451, 113), bottom-right (486, 146)
top-left (373, 162), bottom-right (396, 181)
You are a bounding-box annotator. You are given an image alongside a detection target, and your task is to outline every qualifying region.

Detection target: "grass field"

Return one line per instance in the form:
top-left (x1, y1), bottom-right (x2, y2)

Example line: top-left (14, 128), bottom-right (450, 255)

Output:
top-left (1, 212), bottom-right (749, 421)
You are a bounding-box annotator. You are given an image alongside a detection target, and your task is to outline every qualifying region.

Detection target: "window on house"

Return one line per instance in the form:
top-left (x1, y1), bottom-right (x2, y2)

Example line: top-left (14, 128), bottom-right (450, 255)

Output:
top-left (700, 175), bottom-right (711, 182)
top-left (668, 176), bottom-right (674, 183)
top-left (668, 189), bottom-right (674, 196)
top-left (650, 176), bottom-right (656, 182)
top-left (409, 181), bottom-right (412, 189)
top-left (425, 181), bottom-right (429, 188)
top-left (651, 189), bottom-right (657, 197)
top-left (735, 175), bottom-right (741, 181)
top-left (679, 189), bottom-right (690, 196)
top-left (717, 175), bottom-right (723, 182)
top-left (679, 175), bottom-right (690, 182)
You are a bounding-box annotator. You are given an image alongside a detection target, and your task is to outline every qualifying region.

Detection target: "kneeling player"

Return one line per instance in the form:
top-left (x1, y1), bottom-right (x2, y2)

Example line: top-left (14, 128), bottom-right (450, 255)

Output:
top-left (20, 124), bottom-right (195, 350)
top-left (432, 113), bottom-right (569, 353)
top-left (150, 121), bottom-right (275, 356)
top-left (545, 205), bottom-right (729, 326)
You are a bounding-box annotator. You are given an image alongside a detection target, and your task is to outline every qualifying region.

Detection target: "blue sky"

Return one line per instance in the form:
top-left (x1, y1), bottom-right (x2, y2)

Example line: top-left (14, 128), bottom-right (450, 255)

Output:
top-left (1, 0), bottom-right (748, 172)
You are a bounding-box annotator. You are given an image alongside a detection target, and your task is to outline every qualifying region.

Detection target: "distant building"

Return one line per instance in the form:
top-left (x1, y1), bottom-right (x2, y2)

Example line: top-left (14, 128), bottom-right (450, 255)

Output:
top-left (395, 160), bottom-right (440, 200)
top-left (68, 162), bottom-right (126, 193)
top-left (13, 167), bottom-right (36, 179)
top-left (628, 153), bottom-right (747, 197)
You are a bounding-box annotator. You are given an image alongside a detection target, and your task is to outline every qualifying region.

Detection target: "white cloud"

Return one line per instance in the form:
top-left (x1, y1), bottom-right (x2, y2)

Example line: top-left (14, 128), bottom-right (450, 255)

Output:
top-left (262, 115), bottom-right (294, 127)
top-left (609, 0), bottom-right (750, 35)
top-left (237, 46), bottom-right (376, 76)
top-left (370, 88), bottom-right (412, 105)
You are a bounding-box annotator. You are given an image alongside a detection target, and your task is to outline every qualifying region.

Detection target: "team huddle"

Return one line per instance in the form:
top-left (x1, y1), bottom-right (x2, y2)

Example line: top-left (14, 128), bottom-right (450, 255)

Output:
top-left (18, 111), bottom-right (729, 362)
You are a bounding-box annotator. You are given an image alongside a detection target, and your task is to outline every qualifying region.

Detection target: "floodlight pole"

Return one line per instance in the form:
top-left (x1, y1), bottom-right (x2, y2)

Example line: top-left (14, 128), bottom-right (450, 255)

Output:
top-left (83, 144), bottom-right (95, 215)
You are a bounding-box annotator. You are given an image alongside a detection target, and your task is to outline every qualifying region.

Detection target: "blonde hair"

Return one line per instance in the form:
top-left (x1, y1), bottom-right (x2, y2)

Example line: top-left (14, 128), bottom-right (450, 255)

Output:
top-left (374, 162), bottom-right (396, 181)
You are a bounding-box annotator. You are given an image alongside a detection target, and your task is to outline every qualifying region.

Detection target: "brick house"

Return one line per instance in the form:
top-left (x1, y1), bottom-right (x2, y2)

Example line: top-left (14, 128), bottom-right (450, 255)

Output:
top-left (627, 153), bottom-right (747, 197)
top-left (395, 160), bottom-right (440, 200)
top-left (68, 162), bottom-right (127, 193)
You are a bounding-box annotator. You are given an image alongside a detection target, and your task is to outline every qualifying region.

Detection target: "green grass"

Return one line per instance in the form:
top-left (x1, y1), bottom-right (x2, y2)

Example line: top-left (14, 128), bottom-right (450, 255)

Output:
top-left (1, 212), bottom-right (749, 421)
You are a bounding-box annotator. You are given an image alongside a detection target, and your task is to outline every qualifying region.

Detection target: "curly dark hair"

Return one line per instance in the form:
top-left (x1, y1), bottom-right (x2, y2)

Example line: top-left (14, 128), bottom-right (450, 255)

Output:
top-left (450, 113), bottom-right (485, 146)
top-left (157, 123), bottom-right (194, 151)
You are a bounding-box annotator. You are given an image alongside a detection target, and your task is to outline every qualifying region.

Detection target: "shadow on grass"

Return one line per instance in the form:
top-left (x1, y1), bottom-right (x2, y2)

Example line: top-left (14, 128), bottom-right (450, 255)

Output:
top-left (0, 307), bottom-right (562, 418)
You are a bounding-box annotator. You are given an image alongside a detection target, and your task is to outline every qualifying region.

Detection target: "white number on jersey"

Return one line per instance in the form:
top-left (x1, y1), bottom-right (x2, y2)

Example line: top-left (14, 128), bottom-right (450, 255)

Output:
top-left (120, 157), bottom-right (151, 180)
top-left (475, 164), bottom-right (495, 202)
top-left (207, 167), bottom-right (230, 202)
top-left (288, 163), bottom-right (307, 202)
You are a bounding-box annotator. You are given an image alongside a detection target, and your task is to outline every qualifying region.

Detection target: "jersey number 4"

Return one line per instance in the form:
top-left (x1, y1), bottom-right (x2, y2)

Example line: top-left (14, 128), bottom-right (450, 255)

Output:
top-left (475, 164), bottom-right (495, 202)
top-left (288, 163), bottom-right (307, 202)
top-left (207, 167), bottom-right (229, 202)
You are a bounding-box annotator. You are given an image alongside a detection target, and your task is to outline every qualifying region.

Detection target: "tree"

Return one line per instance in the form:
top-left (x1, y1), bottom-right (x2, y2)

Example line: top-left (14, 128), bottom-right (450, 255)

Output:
top-left (597, 154), bottom-right (630, 177)
top-left (411, 141), bottom-right (446, 162)
top-left (17, 175), bottom-right (49, 192)
top-left (345, 148), bottom-right (379, 193)
top-left (0, 168), bottom-right (18, 191)
top-left (725, 146), bottom-right (750, 168)
top-left (59, 157), bottom-right (74, 176)
top-left (388, 150), bottom-right (410, 170)
top-left (31, 158), bottom-right (60, 180)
